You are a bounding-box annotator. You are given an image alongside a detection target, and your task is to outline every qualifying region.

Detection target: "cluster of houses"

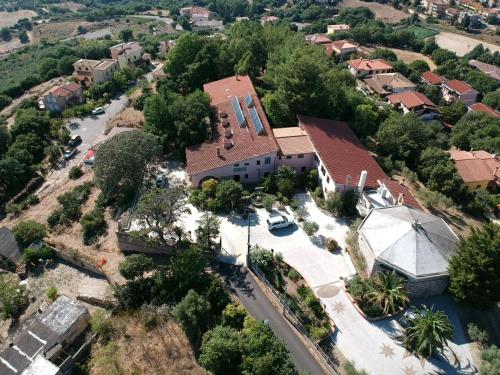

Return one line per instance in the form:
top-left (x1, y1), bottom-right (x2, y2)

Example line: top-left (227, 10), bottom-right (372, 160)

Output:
top-left (41, 41), bottom-right (149, 113)
top-left (184, 74), bottom-right (481, 297)
top-left (422, 0), bottom-right (499, 24)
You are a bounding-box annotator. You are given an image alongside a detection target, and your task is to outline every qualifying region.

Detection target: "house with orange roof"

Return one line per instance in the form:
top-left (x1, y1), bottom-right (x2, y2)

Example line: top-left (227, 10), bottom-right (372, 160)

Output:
top-left (347, 59), bottom-right (394, 78)
top-left (42, 83), bottom-right (84, 112)
top-left (421, 71), bottom-right (446, 86)
top-left (449, 149), bottom-right (500, 190)
top-left (387, 91), bottom-right (439, 120)
top-left (468, 102), bottom-right (500, 118)
top-left (331, 40), bottom-right (358, 57)
top-left (441, 79), bottom-right (479, 105)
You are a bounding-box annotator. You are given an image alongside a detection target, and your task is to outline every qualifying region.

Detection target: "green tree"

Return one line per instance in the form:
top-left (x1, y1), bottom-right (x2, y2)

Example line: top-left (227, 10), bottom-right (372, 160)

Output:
top-left (368, 48), bottom-right (397, 61)
top-left (0, 274), bottom-right (28, 319)
top-left (80, 208), bottom-right (106, 244)
top-left (431, 48), bottom-right (457, 65)
top-left (420, 37), bottom-right (439, 55)
top-left (172, 289), bottom-right (212, 345)
top-left (0, 124), bottom-right (10, 156)
top-left (418, 147), bottom-right (460, 196)
top-left (222, 302), bottom-right (248, 329)
top-left (11, 108), bottom-right (51, 140)
top-left (196, 213), bottom-right (221, 253)
top-left (450, 112), bottom-right (500, 153)
top-left (448, 224), bottom-right (500, 308)
top-left (94, 131), bottom-right (161, 203)
top-left (352, 104), bottom-right (379, 139)
top-left (169, 246), bottom-right (209, 300)
top-left (481, 345), bottom-right (500, 375)
top-left (368, 271), bottom-right (409, 315)
top-left (118, 29), bottom-right (134, 42)
top-left (482, 89), bottom-right (500, 110)
top-left (199, 325), bottom-right (242, 375)
top-left (12, 220), bottom-right (46, 247)
top-left (215, 179), bottom-right (244, 211)
top-left (19, 30), bottom-right (29, 44)
top-left (57, 55), bottom-right (77, 75)
top-left (119, 254), bottom-right (155, 280)
top-left (438, 101), bottom-right (467, 125)
top-left (0, 94), bottom-right (12, 112)
top-left (404, 305), bottom-right (454, 358)
top-left (409, 60), bottom-right (430, 75)
top-left (241, 315), bottom-right (298, 375)
top-left (0, 157), bottom-right (32, 198)
top-left (135, 186), bottom-right (189, 246)
top-left (38, 57), bottom-right (58, 81)
top-left (465, 69), bottom-right (498, 94)
top-left (1, 27), bottom-right (11, 41)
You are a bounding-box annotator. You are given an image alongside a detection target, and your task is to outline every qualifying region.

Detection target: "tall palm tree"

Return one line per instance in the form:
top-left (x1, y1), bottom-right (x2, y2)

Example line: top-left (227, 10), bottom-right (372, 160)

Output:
top-left (368, 271), bottom-right (410, 315)
top-left (404, 305), bottom-right (454, 358)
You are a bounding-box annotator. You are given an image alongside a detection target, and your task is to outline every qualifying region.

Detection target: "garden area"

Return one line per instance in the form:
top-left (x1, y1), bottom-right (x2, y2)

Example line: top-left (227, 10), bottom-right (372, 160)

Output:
top-left (249, 246), bottom-right (333, 342)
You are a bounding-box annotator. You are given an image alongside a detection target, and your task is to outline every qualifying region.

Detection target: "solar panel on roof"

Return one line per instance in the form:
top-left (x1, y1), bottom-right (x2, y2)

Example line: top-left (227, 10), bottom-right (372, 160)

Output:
top-left (244, 93), bottom-right (254, 108)
top-left (249, 107), bottom-right (265, 135)
top-left (232, 96), bottom-right (246, 127)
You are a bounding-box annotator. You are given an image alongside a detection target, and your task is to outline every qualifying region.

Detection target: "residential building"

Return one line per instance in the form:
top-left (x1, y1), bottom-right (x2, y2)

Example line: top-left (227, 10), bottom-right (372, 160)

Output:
top-left (179, 6), bottom-right (213, 19)
top-left (42, 83), bottom-right (84, 112)
top-left (330, 40), bottom-right (358, 57)
top-left (364, 73), bottom-right (416, 96)
top-left (305, 33), bottom-right (332, 45)
top-left (261, 15), bottom-right (280, 24)
top-left (151, 63), bottom-right (168, 80)
top-left (457, 10), bottom-right (481, 27)
top-left (273, 127), bottom-right (315, 174)
top-left (327, 24), bottom-right (350, 34)
top-left (469, 59), bottom-right (500, 82)
top-left (186, 75), bottom-right (279, 186)
top-left (356, 179), bottom-right (423, 217)
top-left (430, 0), bottom-right (450, 17)
top-left (0, 227), bottom-right (22, 270)
top-left (449, 149), bottom-right (500, 190)
top-left (422, 71), bottom-right (446, 86)
top-left (387, 91), bottom-right (439, 120)
top-left (441, 79), bottom-right (479, 105)
top-left (358, 206), bottom-right (459, 297)
top-left (468, 102), bottom-right (500, 117)
top-left (347, 59), bottom-right (394, 78)
top-left (110, 42), bottom-right (144, 69)
top-left (73, 58), bottom-right (118, 87)
top-left (298, 115), bottom-right (388, 195)
top-left (0, 295), bottom-right (90, 375)
top-left (445, 7), bottom-right (460, 19)
top-left (192, 19), bottom-right (224, 30)
top-left (158, 39), bottom-right (176, 57)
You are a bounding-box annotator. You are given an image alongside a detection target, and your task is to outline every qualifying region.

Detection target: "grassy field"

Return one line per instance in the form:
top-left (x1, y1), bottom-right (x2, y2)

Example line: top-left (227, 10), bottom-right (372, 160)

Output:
top-left (403, 25), bottom-right (439, 39)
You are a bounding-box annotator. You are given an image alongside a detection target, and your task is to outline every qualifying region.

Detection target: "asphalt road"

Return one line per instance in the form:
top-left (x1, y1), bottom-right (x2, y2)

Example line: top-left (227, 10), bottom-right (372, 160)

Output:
top-left (217, 263), bottom-right (327, 375)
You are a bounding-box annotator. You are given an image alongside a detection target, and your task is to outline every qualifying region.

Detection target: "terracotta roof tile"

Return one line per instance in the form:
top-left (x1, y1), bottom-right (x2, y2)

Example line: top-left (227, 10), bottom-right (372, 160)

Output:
top-left (469, 102), bottom-right (500, 118)
top-left (186, 76), bottom-right (279, 175)
top-left (383, 179), bottom-right (423, 210)
top-left (298, 115), bottom-right (387, 189)
top-left (445, 79), bottom-right (477, 95)
top-left (387, 91), bottom-right (436, 109)
top-left (347, 59), bottom-right (393, 71)
top-left (273, 127), bottom-right (315, 155)
top-left (305, 34), bottom-right (332, 45)
top-left (449, 149), bottom-right (500, 183)
top-left (422, 71), bottom-right (446, 85)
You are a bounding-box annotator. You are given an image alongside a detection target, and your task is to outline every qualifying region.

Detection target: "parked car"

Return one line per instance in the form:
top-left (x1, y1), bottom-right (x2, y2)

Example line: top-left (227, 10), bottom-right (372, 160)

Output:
top-left (156, 174), bottom-right (166, 188)
top-left (92, 107), bottom-right (105, 115)
top-left (68, 135), bottom-right (82, 148)
top-left (267, 214), bottom-right (293, 231)
top-left (63, 148), bottom-right (77, 160)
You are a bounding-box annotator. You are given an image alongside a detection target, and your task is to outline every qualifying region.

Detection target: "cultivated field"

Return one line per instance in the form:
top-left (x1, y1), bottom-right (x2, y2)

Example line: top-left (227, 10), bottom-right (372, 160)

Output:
top-left (435, 31), bottom-right (500, 56)
top-left (337, 0), bottom-right (408, 23)
top-left (0, 10), bottom-right (38, 28)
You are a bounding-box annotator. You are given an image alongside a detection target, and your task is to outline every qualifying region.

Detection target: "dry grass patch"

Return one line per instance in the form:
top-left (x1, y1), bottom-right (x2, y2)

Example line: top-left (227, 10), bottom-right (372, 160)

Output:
top-left (106, 107), bottom-right (144, 131)
top-left (337, 0), bottom-right (408, 23)
top-left (89, 309), bottom-right (209, 375)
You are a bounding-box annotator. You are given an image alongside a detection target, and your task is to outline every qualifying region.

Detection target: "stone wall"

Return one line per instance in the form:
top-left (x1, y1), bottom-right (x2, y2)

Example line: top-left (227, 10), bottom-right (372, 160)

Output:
top-left (116, 231), bottom-right (175, 254)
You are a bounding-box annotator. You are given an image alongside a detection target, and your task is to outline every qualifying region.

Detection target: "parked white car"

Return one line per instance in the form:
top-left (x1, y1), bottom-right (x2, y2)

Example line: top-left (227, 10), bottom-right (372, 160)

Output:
top-left (267, 214), bottom-right (294, 231)
top-left (92, 107), bottom-right (105, 115)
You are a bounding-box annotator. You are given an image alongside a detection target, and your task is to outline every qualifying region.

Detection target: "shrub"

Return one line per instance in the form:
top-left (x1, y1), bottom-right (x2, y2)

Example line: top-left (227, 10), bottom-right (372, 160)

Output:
top-left (325, 192), bottom-right (343, 215)
top-left (262, 195), bottom-right (275, 211)
top-left (69, 166), bottom-right (83, 180)
top-left (222, 303), bottom-right (248, 330)
top-left (326, 238), bottom-right (339, 251)
top-left (287, 269), bottom-right (301, 282)
top-left (47, 286), bottom-right (58, 301)
top-left (467, 323), bottom-right (489, 348)
top-left (47, 208), bottom-right (63, 228)
top-left (90, 310), bottom-right (114, 343)
top-left (0, 274), bottom-right (29, 319)
top-left (23, 245), bottom-right (55, 265)
top-left (80, 208), bottom-right (107, 244)
top-left (295, 207), bottom-right (308, 221)
top-left (306, 169), bottom-right (318, 190)
top-left (49, 182), bottom-right (93, 227)
top-left (25, 194), bottom-right (39, 206)
top-left (5, 203), bottom-right (23, 216)
top-left (12, 220), bottom-right (46, 247)
top-left (303, 220), bottom-right (319, 236)
top-left (310, 325), bottom-right (329, 341)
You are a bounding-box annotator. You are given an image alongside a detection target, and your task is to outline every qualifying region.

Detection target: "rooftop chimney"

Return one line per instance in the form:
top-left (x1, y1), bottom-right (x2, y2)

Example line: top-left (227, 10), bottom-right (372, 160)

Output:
top-left (216, 147), bottom-right (221, 158)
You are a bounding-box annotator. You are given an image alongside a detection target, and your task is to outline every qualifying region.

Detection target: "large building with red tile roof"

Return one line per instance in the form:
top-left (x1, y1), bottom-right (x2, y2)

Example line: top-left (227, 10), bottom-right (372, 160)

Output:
top-left (347, 59), bottom-right (393, 78)
top-left (442, 79), bottom-right (479, 106)
top-left (387, 91), bottom-right (439, 120)
top-left (186, 75), bottom-right (279, 186)
top-left (449, 149), bottom-right (500, 190)
top-left (468, 102), bottom-right (500, 118)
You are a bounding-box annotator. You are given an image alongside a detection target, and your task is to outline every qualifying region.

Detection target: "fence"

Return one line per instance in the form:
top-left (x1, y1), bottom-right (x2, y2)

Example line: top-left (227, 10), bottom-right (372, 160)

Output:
top-left (248, 261), bottom-right (340, 375)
